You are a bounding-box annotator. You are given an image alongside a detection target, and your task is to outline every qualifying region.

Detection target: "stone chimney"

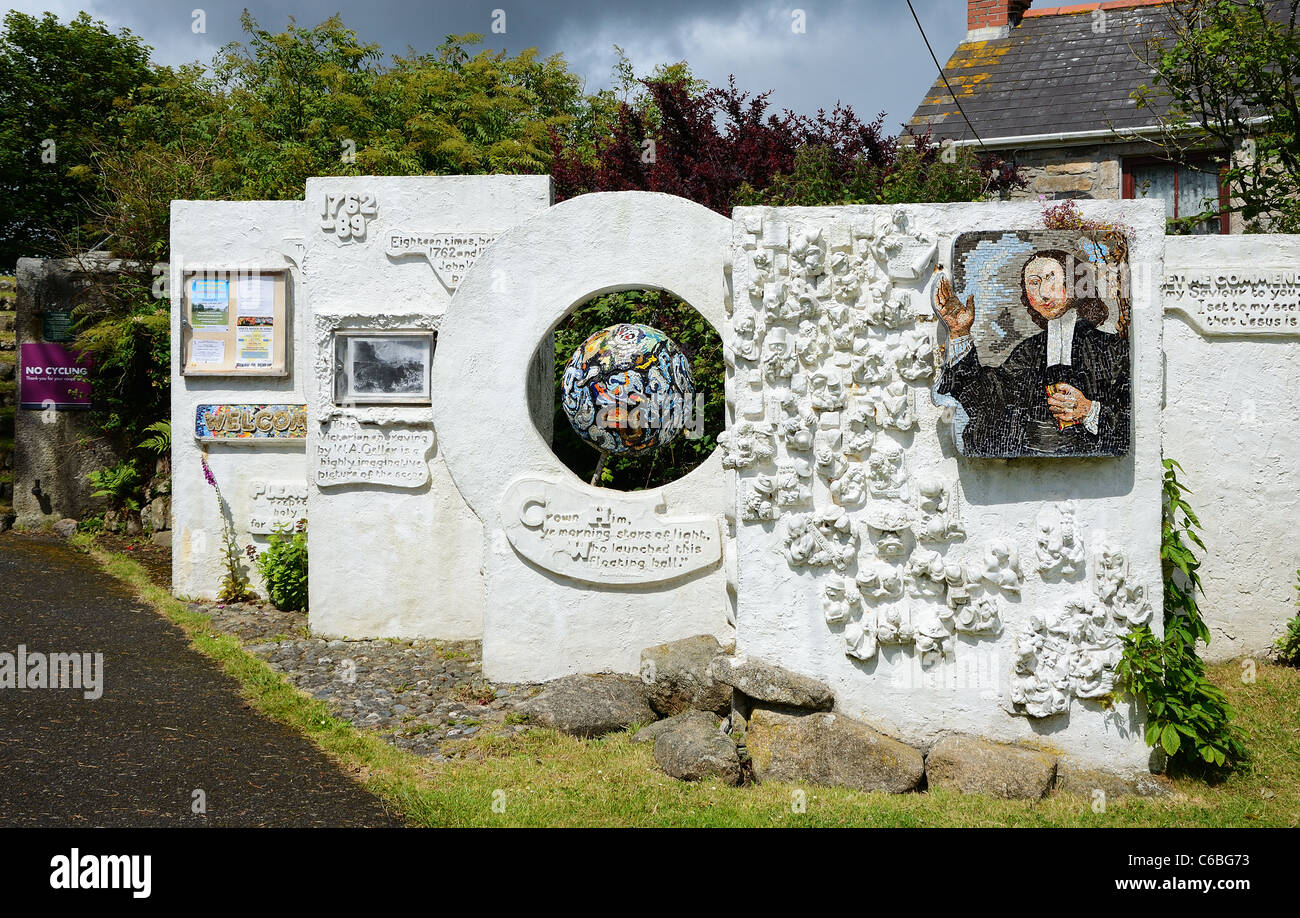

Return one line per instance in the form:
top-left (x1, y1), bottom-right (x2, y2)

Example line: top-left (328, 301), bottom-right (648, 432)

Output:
top-left (968, 0), bottom-right (1033, 40)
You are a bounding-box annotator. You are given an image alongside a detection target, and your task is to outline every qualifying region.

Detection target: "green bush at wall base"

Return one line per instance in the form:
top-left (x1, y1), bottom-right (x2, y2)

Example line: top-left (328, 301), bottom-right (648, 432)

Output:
top-left (256, 523), bottom-right (308, 612)
top-left (1274, 570), bottom-right (1300, 666)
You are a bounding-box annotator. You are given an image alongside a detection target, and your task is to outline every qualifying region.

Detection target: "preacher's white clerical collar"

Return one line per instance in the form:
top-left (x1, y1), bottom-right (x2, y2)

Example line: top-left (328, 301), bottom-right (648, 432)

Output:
top-left (1046, 308), bottom-right (1077, 367)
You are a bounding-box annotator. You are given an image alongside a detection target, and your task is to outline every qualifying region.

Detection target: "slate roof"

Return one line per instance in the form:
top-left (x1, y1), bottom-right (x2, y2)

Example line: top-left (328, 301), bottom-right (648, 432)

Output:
top-left (908, 2), bottom-right (1181, 145)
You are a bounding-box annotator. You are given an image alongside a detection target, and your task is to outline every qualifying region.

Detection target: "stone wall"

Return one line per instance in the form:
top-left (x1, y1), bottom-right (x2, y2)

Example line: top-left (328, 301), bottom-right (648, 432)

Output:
top-left (999, 144), bottom-right (1126, 201)
top-left (11, 256), bottom-right (129, 529)
top-left (0, 275), bottom-right (14, 529)
top-left (994, 140), bottom-right (1248, 233)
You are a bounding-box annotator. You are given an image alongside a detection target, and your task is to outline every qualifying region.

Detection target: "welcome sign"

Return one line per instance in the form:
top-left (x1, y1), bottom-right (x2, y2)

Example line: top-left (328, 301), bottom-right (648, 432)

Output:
top-left (19, 342), bottom-right (92, 409)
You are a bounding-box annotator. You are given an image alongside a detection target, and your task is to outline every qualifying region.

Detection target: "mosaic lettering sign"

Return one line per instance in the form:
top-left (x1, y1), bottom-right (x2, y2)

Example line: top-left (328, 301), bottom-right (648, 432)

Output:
top-left (195, 404), bottom-right (307, 441)
top-left (934, 231), bottom-right (1132, 458)
top-left (501, 477), bottom-right (722, 585)
top-left (384, 231), bottom-right (496, 289)
top-left (248, 479), bottom-right (309, 534)
top-left (1163, 268), bottom-right (1300, 336)
top-left (315, 421), bottom-right (434, 488)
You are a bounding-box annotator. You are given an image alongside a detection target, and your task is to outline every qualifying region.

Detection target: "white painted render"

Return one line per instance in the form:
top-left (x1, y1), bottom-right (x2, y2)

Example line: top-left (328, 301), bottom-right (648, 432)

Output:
top-left (433, 192), bottom-right (735, 682)
top-left (1163, 234), bottom-right (1300, 661)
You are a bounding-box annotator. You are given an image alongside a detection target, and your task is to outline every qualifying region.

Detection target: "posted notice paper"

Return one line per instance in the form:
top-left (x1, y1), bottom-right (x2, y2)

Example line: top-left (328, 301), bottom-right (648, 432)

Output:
top-left (191, 338), bottom-right (226, 366)
top-left (236, 274), bottom-right (277, 321)
top-left (236, 327), bottom-right (273, 369)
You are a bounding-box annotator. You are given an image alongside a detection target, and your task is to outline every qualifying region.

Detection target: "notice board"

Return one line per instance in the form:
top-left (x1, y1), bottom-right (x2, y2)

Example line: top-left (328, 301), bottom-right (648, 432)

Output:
top-left (181, 270), bottom-right (290, 376)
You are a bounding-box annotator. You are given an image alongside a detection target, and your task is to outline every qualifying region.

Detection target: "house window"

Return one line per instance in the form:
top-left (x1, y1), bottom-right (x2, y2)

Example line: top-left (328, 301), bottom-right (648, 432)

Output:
top-left (1122, 156), bottom-right (1229, 234)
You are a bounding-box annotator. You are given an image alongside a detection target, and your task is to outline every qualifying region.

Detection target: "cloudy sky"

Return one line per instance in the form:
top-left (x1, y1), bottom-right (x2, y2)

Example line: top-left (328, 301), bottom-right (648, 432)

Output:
top-left (4, 0), bottom-right (967, 133)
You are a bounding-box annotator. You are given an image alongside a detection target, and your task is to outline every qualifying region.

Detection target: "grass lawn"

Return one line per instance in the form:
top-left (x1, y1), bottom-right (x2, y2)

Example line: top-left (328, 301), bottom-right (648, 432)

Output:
top-left (80, 536), bottom-right (1300, 828)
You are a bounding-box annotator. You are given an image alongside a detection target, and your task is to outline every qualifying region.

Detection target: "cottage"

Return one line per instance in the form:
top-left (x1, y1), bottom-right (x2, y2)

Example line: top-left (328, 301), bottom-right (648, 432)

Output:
top-left (909, 0), bottom-right (1238, 232)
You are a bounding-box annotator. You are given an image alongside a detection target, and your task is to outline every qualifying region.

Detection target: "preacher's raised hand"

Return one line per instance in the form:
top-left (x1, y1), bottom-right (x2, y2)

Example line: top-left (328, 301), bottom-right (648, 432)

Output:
top-left (934, 275), bottom-right (975, 338)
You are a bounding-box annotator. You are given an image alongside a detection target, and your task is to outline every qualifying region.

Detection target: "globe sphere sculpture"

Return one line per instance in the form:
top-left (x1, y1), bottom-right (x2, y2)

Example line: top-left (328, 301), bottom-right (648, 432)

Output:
top-left (561, 323), bottom-right (696, 455)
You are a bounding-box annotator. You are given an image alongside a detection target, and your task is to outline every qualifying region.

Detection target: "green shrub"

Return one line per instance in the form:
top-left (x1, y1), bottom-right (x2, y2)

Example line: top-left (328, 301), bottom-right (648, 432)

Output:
top-left (1274, 570), bottom-right (1300, 666)
top-left (86, 459), bottom-right (140, 512)
top-left (1116, 459), bottom-right (1247, 771)
top-left (255, 522), bottom-right (308, 612)
top-left (138, 419), bottom-right (170, 454)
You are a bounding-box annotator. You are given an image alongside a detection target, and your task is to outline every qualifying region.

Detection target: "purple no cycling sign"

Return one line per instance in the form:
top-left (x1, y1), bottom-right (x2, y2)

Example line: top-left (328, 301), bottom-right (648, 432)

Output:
top-left (19, 342), bottom-right (92, 410)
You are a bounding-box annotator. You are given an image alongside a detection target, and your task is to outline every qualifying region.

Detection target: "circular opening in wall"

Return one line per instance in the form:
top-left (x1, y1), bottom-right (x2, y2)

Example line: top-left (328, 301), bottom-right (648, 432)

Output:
top-left (533, 288), bottom-right (723, 491)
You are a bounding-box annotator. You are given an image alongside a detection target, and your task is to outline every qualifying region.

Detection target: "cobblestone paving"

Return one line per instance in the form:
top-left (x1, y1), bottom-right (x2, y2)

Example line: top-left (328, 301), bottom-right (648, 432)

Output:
top-left (193, 600), bottom-right (539, 761)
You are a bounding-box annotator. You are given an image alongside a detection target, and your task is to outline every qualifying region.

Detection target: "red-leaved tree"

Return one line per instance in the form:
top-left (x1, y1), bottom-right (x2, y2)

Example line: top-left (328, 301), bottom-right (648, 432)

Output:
top-left (551, 74), bottom-right (1021, 211)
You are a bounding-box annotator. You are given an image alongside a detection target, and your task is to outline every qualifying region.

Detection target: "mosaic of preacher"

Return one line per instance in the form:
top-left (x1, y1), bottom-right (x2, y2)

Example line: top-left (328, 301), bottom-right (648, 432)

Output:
top-left (933, 231), bottom-right (1131, 458)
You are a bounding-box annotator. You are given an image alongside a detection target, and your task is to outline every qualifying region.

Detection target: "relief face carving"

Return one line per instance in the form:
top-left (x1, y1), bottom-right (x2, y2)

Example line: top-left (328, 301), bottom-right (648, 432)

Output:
top-left (871, 380), bottom-right (916, 431)
top-left (915, 476), bottom-right (965, 543)
top-left (729, 215), bottom-right (1145, 680)
top-left (1036, 500), bottom-right (1086, 578)
top-left (1093, 541), bottom-right (1129, 604)
top-left (822, 574), bottom-right (861, 625)
top-left (1010, 594), bottom-right (1124, 717)
top-left (762, 327), bottom-right (797, 382)
top-left (809, 368), bottom-right (846, 411)
top-left (914, 608), bottom-right (955, 657)
top-left (813, 429), bottom-right (846, 479)
top-left (875, 605), bottom-right (915, 645)
top-left (829, 466), bottom-right (869, 507)
top-left (856, 556), bottom-right (904, 602)
top-left (720, 421), bottom-right (777, 470)
top-left (729, 308), bottom-right (762, 362)
top-left (844, 616), bottom-right (879, 661)
top-left (851, 339), bottom-right (892, 386)
top-left (980, 538), bottom-right (1024, 594)
top-left (781, 407), bottom-right (816, 451)
top-left (741, 475), bottom-right (779, 522)
top-left (784, 512), bottom-right (856, 570)
top-left (905, 547), bottom-right (948, 600)
top-left (894, 328), bottom-right (936, 382)
top-left (954, 595), bottom-right (1002, 636)
top-left (774, 459), bottom-right (813, 507)
top-left (867, 444), bottom-right (908, 499)
top-left (842, 404), bottom-right (876, 458)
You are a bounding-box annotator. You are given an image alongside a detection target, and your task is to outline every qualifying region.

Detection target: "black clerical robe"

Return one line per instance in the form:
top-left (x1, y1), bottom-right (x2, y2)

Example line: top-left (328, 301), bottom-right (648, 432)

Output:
top-left (936, 320), bottom-right (1130, 457)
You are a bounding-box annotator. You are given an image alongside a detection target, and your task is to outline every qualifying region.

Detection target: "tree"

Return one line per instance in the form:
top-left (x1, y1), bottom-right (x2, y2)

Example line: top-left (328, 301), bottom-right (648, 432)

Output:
top-left (1134, 0), bottom-right (1300, 231)
top-left (81, 15), bottom-right (590, 444)
top-left (89, 17), bottom-right (585, 261)
top-left (551, 69), bottom-right (1021, 212)
top-left (0, 11), bottom-right (154, 269)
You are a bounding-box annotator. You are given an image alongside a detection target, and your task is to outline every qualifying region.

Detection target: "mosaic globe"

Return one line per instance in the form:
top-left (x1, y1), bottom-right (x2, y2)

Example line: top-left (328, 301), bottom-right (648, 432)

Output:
top-left (561, 323), bottom-right (696, 455)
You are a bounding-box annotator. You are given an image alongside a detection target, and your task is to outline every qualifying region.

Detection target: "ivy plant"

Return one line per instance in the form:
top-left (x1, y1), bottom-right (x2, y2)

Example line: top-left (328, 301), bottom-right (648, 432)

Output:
top-left (1116, 459), bottom-right (1247, 771)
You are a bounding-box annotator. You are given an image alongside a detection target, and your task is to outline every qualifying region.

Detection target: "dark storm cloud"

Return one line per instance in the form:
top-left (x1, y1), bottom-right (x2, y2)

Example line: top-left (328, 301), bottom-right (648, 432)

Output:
top-left (5, 0), bottom-right (967, 131)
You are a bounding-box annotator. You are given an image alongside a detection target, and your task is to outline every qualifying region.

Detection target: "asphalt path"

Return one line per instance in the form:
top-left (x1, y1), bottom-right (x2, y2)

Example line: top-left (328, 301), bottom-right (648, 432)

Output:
top-left (0, 533), bottom-right (400, 827)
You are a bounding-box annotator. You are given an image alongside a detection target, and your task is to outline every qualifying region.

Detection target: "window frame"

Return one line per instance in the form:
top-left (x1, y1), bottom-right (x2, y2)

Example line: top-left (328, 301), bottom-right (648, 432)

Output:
top-left (1121, 154), bottom-right (1230, 234)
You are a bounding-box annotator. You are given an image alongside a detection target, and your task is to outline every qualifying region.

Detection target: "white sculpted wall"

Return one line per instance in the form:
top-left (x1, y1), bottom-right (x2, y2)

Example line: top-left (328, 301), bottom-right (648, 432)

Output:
top-left (171, 200), bottom-right (307, 599)
top-left (433, 192), bottom-right (734, 682)
top-left (728, 201), bottom-right (1165, 775)
top-left (1163, 234), bottom-right (1300, 660)
top-left (304, 175), bottom-right (552, 640)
